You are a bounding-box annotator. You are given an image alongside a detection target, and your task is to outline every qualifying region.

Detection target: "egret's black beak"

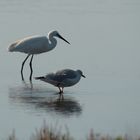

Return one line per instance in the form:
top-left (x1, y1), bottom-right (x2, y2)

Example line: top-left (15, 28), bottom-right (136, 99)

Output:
top-left (57, 34), bottom-right (70, 44)
top-left (82, 74), bottom-right (86, 78)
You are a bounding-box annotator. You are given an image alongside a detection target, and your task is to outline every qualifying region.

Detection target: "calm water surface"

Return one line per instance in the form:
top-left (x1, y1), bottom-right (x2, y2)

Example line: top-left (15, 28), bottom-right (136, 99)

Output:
top-left (0, 0), bottom-right (140, 139)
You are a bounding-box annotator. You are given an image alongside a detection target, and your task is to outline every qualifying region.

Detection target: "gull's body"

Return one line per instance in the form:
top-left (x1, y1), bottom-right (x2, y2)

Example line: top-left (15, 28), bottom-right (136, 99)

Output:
top-left (8, 30), bottom-right (70, 81)
top-left (35, 69), bottom-right (85, 93)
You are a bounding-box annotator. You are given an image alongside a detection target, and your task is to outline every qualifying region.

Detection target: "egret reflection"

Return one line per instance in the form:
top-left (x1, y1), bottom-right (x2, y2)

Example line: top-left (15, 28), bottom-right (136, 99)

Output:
top-left (9, 83), bottom-right (82, 117)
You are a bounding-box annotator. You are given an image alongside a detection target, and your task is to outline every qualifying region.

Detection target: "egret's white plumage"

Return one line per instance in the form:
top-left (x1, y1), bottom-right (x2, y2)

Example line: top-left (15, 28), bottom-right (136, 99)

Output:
top-left (9, 36), bottom-right (50, 54)
top-left (8, 30), bottom-right (70, 81)
top-left (35, 69), bottom-right (85, 93)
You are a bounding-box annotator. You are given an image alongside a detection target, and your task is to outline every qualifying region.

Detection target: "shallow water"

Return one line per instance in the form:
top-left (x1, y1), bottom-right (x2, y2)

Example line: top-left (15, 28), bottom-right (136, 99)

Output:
top-left (0, 0), bottom-right (140, 139)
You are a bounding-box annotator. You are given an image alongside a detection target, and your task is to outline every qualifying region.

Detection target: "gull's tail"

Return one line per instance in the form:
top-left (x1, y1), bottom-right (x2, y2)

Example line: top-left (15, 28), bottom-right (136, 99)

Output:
top-left (35, 75), bottom-right (60, 86)
top-left (34, 76), bottom-right (45, 80)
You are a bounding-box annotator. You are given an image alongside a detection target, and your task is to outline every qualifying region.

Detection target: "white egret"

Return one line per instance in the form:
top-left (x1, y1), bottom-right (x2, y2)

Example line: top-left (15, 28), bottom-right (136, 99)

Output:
top-left (8, 30), bottom-right (70, 81)
top-left (35, 69), bottom-right (85, 94)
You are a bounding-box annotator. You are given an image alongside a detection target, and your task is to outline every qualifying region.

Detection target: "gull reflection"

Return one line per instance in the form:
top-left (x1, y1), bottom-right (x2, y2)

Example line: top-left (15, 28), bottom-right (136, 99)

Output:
top-left (9, 82), bottom-right (82, 117)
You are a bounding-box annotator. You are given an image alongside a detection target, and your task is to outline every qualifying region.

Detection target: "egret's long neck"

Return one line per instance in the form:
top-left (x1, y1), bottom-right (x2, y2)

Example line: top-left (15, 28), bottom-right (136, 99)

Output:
top-left (48, 35), bottom-right (57, 51)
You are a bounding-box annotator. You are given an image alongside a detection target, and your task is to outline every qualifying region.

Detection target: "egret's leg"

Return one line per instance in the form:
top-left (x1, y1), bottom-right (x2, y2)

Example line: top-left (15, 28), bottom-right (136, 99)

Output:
top-left (29, 55), bottom-right (34, 81)
top-left (21, 54), bottom-right (30, 81)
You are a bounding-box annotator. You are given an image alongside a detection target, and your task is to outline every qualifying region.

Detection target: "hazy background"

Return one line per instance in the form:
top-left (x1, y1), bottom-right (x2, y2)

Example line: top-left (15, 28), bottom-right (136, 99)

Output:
top-left (0, 0), bottom-right (140, 139)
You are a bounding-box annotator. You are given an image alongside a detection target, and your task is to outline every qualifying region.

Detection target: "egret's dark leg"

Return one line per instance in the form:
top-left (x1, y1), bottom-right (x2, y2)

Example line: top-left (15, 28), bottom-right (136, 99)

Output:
top-left (21, 54), bottom-right (30, 81)
top-left (29, 55), bottom-right (34, 81)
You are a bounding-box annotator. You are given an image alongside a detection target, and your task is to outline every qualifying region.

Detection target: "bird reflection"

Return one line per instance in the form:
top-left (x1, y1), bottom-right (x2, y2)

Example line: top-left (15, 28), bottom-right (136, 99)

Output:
top-left (36, 96), bottom-right (82, 116)
top-left (9, 83), bottom-right (82, 117)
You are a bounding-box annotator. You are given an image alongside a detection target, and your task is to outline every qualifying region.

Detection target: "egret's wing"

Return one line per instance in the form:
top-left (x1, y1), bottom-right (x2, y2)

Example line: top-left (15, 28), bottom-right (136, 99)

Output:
top-left (9, 36), bottom-right (49, 54)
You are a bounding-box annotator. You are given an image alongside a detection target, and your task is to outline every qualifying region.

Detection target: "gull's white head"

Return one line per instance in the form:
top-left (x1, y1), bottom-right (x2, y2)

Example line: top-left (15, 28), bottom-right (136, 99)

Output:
top-left (77, 70), bottom-right (86, 78)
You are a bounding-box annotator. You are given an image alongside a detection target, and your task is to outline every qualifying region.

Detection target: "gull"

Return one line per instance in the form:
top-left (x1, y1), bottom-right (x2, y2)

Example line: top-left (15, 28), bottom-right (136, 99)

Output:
top-left (35, 69), bottom-right (85, 94)
top-left (8, 30), bottom-right (70, 81)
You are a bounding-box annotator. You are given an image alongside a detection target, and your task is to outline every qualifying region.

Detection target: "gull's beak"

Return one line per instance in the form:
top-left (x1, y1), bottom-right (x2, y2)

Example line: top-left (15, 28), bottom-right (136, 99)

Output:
top-left (57, 34), bottom-right (70, 44)
top-left (82, 74), bottom-right (86, 78)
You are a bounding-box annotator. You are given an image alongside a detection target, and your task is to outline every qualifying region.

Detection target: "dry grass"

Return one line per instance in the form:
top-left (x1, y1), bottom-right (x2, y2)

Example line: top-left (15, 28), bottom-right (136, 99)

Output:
top-left (30, 123), bottom-right (74, 140)
top-left (86, 130), bottom-right (140, 140)
top-left (7, 123), bottom-right (140, 140)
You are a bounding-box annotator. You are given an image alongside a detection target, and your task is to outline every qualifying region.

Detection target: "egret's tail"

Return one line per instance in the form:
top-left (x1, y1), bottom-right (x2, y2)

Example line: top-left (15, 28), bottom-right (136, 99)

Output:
top-left (8, 39), bottom-right (20, 52)
top-left (8, 42), bottom-right (17, 52)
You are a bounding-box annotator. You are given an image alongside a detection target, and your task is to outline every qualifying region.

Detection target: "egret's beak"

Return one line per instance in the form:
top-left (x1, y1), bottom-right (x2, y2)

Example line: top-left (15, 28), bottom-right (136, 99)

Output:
top-left (82, 74), bottom-right (86, 78)
top-left (57, 34), bottom-right (70, 44)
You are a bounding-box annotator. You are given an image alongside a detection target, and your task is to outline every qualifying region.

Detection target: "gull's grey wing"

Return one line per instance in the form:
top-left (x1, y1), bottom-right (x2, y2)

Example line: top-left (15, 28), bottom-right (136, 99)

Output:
top-left (52, 69), bottom-right (77, 82)
top-left (36, 69), bottom-right (78, 87)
